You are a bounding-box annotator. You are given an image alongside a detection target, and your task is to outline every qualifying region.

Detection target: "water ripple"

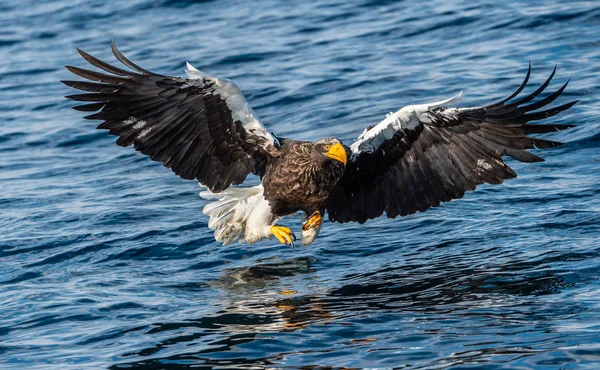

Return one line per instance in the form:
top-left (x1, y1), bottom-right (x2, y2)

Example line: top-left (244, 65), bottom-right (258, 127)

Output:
top-left (1, 0), bottom-right (599, 368)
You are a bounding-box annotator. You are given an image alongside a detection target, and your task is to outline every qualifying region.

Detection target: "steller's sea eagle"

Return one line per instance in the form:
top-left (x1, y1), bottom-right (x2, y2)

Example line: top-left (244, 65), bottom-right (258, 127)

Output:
top-left (62, 43), bottom-right (577, 246)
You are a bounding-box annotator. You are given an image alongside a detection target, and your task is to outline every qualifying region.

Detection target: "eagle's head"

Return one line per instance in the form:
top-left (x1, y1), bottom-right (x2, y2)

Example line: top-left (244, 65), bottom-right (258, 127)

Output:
top-left (312, 138), bottom-right (348, 166)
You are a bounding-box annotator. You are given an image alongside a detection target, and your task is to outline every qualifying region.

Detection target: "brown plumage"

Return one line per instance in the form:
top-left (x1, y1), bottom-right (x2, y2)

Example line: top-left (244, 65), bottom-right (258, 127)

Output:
top-left (62, 44), bottom-right (577, 246)
top-left (263, 138), bottom-right (348, 217)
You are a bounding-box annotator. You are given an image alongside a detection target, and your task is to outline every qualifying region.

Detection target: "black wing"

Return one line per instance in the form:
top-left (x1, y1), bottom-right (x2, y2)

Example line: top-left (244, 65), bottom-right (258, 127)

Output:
top-left (328, 65), bottom-right (577, 223)
top-left (62, 42), bottom-right (277, 192)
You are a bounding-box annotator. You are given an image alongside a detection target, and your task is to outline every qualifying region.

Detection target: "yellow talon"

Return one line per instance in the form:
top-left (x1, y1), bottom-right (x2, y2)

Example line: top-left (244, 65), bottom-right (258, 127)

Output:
top-left (270, 225), bottom-right (296, 246)
top-left (302, 211), bottom-right (323, 231)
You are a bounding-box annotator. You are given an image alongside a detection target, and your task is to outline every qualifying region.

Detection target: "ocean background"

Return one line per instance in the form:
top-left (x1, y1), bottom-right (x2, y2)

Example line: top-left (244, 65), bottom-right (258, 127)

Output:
top-left (1, 0), bottom-right (599, 368)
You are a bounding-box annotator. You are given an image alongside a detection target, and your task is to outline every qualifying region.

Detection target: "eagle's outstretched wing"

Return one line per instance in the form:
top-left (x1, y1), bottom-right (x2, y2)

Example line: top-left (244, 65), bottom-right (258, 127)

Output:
top-left (62, 42), bottom-right (277, 192)
top-left (328, 65), bottom-right (577, 223)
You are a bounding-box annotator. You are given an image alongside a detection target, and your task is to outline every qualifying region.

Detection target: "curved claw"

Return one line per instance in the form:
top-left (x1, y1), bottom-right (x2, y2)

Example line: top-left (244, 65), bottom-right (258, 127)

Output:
top-left (302, 211), bottom-right (323, 231)
top-left (270, 225), bottom-right (296, 247)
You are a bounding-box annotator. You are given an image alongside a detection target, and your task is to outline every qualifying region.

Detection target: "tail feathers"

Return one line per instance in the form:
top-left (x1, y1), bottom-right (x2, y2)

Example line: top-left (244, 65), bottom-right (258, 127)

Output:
top-left (207, 208), bottom-right (235, 230)
top-left (203, 198), bottom-right (238, 217)
top-left (200, 184), bottom-right (264, 245)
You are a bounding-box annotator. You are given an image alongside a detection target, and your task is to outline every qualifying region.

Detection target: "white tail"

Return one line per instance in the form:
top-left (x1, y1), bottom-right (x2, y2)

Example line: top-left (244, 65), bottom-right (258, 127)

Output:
top-left (200, 184), bottom-right (273, 245)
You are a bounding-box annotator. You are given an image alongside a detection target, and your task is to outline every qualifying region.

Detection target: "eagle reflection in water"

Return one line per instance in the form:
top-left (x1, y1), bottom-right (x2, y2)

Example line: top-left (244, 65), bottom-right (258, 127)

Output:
top-left (213, 257), bottom-right (334, 331)
top-left (110, 253), bottom-right (570, 369)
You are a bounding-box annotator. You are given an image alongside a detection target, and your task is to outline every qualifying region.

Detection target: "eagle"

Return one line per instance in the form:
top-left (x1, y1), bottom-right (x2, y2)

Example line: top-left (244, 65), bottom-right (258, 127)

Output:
top-left (62, 43), bottom-right (577, 247)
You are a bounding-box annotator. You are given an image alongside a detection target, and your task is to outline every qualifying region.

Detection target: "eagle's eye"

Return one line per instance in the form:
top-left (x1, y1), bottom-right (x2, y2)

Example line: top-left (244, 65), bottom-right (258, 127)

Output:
top-left (324, 145), bottom-right (331, 151)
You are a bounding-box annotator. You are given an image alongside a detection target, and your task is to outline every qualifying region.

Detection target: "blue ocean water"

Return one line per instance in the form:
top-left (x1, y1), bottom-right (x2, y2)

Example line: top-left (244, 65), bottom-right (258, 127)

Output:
top-left (1, 0), bottom-right (599, 368)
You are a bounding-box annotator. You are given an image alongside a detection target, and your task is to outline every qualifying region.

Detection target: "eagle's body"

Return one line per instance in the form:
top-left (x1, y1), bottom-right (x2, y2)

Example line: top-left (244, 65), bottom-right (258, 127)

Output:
top-left (263, 139), bottom-right (347, 217)
top-left (63, 43), bottom-right (578, 246)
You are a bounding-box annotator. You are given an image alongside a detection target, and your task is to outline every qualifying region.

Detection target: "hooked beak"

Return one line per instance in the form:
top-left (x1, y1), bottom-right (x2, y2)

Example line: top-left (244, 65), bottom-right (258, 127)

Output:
top-left (325, 143), bottom-right (348, 165)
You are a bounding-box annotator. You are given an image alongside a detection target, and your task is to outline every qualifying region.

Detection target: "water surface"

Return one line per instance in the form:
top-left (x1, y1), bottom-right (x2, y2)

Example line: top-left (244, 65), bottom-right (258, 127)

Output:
top-left (1, 0), bottom-right (599, 368)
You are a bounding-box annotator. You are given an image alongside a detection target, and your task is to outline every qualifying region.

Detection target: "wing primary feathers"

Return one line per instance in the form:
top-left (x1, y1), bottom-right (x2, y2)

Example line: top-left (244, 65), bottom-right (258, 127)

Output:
top-left (65, 93), bottom-right (112, 102)
top-left (111, 41), bottom-right (156, 76)
top-left (487, 62), bottom-right (531, 108)
top-left (76, 48), bottom-right (136, 76)
top-left (524, 123), bottom-right (575, 134)
top-left (64, 65), bottom-right (127, 84)
top-left (507, 64), bottom-right (557, 107)
top-left (486, 65), bottom-right (557, 117)
top-left (61, 80), bottom-right (121, 93)
top-left (515, 79), bottom-right (570, 114)
top-left (72, 102), bottom-right (106, 112)
top-left (523, 100), bottom-right (579, 122)
top-left (65, 92), bottom-right (152, 103)
top-left (330, 64), bottom-right (576, 224)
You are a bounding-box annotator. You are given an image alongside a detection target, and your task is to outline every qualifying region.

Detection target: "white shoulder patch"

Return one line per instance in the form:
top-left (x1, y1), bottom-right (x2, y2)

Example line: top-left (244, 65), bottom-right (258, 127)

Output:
top-left (185, 61), bottom-right (210, 80)
top-left (184, 62), bottom-right (275, 147)
top-left (350, 92), bottom-right (463, 157)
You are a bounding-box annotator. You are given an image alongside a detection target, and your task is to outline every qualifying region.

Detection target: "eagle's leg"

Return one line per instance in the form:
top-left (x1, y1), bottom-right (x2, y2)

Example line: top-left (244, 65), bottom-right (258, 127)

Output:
top-left (270, 225), bottom-right (296, 246)
top-left (302, 211), bottom-right (323, 231)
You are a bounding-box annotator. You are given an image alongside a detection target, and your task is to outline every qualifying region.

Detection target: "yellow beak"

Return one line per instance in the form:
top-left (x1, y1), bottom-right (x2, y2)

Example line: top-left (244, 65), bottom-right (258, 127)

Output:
top-left (325, 143), bottom-right (348, 165)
